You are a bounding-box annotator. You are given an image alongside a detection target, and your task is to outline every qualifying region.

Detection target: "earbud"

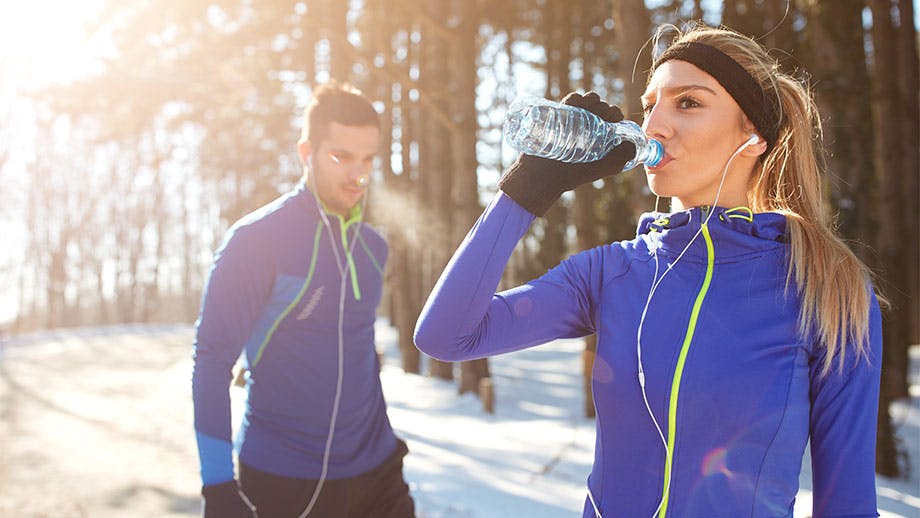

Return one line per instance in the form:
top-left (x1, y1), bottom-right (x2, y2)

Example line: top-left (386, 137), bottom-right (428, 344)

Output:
top-left (735, 134), bottom-right (759, 153)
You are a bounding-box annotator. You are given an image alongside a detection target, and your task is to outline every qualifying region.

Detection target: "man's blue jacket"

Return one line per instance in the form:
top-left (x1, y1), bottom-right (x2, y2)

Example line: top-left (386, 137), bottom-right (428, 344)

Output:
top-left (193, 182), bottom-right (396, 486)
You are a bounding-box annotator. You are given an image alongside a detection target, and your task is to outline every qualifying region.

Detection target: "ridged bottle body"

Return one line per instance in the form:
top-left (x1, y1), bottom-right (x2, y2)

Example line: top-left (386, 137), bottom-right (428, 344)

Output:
top-left (503, 96), bottom-right (663, 169)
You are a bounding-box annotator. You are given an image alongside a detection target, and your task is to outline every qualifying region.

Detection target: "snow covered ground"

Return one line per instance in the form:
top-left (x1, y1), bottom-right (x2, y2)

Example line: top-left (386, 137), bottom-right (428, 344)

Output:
top-left (0, 322), bottom-right (917, 517)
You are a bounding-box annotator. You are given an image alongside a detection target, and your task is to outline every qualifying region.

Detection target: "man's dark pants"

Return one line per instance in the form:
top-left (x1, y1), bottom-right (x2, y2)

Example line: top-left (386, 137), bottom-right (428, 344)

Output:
top-left (240, 440), bottom-right (414, 518)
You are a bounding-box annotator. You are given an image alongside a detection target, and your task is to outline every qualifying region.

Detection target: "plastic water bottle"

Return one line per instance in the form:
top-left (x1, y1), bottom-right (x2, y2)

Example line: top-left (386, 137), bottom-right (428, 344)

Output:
top-left (503, 96), bottom-right (663, 169)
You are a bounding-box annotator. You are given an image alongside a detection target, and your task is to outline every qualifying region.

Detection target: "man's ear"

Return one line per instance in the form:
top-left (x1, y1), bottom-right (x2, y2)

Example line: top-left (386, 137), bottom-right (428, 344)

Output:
top-left (297, 139), bottom-right (312, 166)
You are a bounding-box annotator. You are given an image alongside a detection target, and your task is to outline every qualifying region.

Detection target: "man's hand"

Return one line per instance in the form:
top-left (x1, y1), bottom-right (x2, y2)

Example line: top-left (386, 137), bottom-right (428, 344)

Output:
top-left (201, 480), bottom-right (256, 518)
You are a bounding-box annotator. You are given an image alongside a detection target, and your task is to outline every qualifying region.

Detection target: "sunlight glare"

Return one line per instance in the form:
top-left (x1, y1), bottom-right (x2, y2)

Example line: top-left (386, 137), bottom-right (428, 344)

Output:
top-left (0, 0), bottom-right (104, 88)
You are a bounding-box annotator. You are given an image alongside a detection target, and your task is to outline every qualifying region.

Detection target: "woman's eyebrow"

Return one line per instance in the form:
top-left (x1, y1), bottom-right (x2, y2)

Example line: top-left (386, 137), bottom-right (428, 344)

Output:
top-left (642, 84), bottom-right (718, 102)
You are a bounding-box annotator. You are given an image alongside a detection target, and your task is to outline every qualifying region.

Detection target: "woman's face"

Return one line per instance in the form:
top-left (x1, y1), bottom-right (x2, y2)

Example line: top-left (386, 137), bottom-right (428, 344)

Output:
top-left (641, 59), bottom-right (764, 210)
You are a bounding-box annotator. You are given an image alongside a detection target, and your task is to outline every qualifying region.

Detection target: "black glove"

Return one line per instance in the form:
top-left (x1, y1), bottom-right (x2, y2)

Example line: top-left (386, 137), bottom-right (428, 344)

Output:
top-left (201, 480), bottom-right (256, 518)
top-left (498, 91), bottom-right (636, 216)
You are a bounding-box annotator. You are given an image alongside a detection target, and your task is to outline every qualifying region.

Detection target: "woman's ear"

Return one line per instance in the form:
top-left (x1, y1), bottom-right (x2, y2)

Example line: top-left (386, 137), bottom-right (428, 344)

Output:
top-left (741, 133), bottom-right (768, 157)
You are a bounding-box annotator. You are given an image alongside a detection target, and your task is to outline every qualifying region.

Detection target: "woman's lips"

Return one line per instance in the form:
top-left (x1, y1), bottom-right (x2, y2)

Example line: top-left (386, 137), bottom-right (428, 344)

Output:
top-left (646, 153), bottom-right (672, 171)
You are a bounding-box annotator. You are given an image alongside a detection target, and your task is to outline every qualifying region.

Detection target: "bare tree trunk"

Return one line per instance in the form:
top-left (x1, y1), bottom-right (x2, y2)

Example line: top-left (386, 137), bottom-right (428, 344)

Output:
top-left (613, 0), bottom-right (653, 225)
top-left (535, 0), bottom-right (570, 276)
top-left (692, 0), bottom-right (704, 20)
top-left (32, 136), bottom-right (70, 329)
top-left (419, 0), bottom-right (454, 381)
top-left (325, 0), bottom-right (350, 82)
top-left (599, 0), bottom-right (655, 417)
top-left (295, 6), bottom-right (317, 85)
top-left (450, 0), bottom-right (489, 396)
top-left (47, 245), bottom-right (67, 328)
top-left (803, 0), bottom-right (876, 258)
top-left (868, 0), bottom-right (911, 478)
top-left (722, 0), bottom-right (771, 37)
top-left (95, 253), bottom-right (109, 325)
top-left (392, 233), bottom-right (421, 374)
top-left (896, 0), bottom-right (919, 344)
top-left (182, 175), bottom-right (198, 318)
top-left (363, 0), bottom-right (422, 374)
top-left (140, 132), bottom-right (166, 323)
top-left (396, 42), bottom-right (424, 374)
top-left (114, 148), bottom-right (143, 324)
top-left (367, 0), bottom-right (421, 374)
top-left (571, 0), bottom-right (602, 419)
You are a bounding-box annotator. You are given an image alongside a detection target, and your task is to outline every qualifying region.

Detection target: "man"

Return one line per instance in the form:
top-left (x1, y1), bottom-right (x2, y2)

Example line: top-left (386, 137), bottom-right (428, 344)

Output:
top-left (192, 82), bottom-right (414, 518)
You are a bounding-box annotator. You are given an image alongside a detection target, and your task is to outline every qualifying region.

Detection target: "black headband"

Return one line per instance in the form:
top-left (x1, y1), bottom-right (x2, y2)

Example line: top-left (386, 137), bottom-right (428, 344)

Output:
top-left (653, 41), bottom-right (780, 152)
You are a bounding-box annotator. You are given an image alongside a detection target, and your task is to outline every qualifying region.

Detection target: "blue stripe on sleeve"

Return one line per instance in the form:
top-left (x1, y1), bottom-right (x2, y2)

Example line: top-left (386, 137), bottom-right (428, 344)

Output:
top-left (196, 432), bottom-right (236, 485)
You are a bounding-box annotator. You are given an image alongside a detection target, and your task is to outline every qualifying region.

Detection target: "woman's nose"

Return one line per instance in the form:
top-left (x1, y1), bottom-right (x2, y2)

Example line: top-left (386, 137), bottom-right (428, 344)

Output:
top-left (642, 105), bottom-right (671, 141)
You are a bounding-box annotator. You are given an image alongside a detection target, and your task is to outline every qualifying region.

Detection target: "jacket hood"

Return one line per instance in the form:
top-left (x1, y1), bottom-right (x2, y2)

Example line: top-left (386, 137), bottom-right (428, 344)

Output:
top-left (636, 206), bottom-right (788, 264)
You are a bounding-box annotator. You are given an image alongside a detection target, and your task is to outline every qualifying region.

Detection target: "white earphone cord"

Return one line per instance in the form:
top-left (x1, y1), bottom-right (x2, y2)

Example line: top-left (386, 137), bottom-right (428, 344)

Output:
top-left (299, 172), bottom-right (367, 518)
top-left (591, 135), bottom-right (756, 518)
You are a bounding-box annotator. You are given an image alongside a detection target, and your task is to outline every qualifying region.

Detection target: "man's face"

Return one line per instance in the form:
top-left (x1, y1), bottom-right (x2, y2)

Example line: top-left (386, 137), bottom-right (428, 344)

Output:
top-left (302, 122), bottom-right (380, 217)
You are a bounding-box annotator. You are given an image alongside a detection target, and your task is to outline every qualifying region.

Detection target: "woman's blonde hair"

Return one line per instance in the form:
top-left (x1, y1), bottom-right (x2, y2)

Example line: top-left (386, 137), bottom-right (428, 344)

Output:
top-left (654, 24), bottom-right (876, 375)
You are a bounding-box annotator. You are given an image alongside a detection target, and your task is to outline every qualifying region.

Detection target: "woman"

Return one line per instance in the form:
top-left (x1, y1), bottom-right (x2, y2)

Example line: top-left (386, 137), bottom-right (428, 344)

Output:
top-left (414, 24), bottom-right (882, 517)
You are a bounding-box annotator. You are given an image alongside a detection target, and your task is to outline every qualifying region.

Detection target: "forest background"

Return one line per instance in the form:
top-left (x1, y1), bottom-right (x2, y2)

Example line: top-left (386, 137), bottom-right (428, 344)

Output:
top-left (1, 0), bottom-right (917, 478)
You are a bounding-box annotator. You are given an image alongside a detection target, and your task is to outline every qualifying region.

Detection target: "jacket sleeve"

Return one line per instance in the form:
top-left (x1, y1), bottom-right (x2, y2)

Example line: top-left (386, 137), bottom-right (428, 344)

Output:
top-left (192, 224), bottom-right (273, 486)
top-left (808, 292), bottom-right (883, 517)
top-left (414, 192), bottom-right (599, 362)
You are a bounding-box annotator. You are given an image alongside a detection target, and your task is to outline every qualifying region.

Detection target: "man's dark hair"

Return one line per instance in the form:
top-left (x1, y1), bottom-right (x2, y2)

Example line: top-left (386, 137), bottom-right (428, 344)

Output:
top-left (301, 82), bottom-right (380, 146)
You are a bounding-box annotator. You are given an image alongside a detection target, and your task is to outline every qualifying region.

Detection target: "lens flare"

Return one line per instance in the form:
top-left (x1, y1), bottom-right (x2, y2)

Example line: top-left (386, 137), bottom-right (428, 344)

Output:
top-left (701, 446), bottom-right (731, 477)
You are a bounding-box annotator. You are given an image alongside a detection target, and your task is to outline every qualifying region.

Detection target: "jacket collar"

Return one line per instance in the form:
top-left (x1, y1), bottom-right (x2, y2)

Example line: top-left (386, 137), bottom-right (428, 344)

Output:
top-left (637, 206), bottom-right (787, 262)
top-left (292, 180), bottom-right (364, 226)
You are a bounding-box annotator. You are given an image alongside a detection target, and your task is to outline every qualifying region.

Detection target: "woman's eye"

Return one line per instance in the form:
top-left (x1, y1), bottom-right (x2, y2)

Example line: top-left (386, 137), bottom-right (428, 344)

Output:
top-left (677, 97), bottom-right (700, 109)
top-left (642, 103), bottom-right (654, 114)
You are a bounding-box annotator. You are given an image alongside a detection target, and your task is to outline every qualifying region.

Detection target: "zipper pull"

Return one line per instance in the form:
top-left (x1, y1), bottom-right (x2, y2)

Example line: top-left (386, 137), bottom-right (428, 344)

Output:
top-left (700, 205), bottom-right (711, 220)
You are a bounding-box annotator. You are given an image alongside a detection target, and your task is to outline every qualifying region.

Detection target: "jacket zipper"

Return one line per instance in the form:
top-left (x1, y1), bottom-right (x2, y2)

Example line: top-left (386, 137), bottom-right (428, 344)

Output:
top-left (658, 215), bottom-right (715, 518)
top-left (337, 215), bottom-right (362, 301)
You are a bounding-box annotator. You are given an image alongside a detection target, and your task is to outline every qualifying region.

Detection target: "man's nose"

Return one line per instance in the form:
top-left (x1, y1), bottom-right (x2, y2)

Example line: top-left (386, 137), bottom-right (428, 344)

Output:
top-left (343, 160), bottom-right (364, 175)
top-left (345, 161), bottom-right (370, 182)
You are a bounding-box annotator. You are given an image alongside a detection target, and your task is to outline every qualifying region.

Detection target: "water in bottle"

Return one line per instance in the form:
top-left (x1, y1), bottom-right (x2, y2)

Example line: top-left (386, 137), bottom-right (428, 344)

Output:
top-left (503, 96), bottom-right (663, 169)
